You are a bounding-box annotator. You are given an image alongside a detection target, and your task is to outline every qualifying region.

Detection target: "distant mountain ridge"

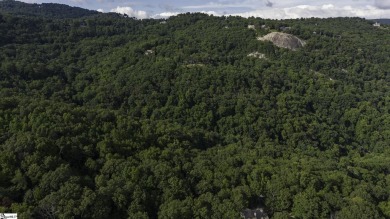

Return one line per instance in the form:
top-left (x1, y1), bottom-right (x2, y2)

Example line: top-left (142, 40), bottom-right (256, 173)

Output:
top-left (0, 0), bottom-right (98, 19)
top-left (372, 19), bottom-right (390, 24)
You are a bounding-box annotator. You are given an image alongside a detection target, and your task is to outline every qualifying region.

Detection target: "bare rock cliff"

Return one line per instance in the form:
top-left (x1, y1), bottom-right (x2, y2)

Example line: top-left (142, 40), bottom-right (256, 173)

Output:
top-left (258, 32), bottom-right (306, 50)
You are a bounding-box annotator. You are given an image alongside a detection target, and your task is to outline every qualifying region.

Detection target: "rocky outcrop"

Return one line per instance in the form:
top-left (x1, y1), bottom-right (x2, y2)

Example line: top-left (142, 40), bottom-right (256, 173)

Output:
top-left (258, 32), bottom-right (306, 50)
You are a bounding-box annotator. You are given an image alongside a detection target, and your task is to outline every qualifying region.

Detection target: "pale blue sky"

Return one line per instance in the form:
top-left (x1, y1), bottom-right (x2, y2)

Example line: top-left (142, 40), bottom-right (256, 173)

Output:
top-left (21, 0), bottom-right (390, 19)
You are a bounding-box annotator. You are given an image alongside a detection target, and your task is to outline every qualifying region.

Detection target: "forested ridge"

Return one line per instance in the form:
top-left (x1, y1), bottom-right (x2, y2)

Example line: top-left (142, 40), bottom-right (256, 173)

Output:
top-left (0, 1), bottom-right (390, 218)
top-left (0, 0), bottom-right (98, 19)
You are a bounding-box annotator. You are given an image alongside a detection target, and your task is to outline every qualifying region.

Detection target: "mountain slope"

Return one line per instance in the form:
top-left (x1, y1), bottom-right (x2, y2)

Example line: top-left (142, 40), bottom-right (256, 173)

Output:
top-left (0, 0), bottom-right (98, 18)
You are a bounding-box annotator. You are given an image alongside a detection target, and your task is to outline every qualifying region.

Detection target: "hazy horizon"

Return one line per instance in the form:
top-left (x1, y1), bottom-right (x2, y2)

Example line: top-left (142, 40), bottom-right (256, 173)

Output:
top-left (17, 0), bottom-right (390, 19)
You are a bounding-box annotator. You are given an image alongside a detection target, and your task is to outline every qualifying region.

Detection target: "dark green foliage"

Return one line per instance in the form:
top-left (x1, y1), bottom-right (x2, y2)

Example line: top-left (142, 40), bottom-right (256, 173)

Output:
top-left (0, 0), bottom-right (98, 19)
top-left (0, 1), bottom-right (390, 218)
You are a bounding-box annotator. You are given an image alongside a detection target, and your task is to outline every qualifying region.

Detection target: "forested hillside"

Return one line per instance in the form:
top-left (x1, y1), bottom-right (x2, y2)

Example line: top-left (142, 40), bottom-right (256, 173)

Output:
top-left (1, 1), bottom-right (390, 218)
top-left (0, 0), bottom-right (98, 18)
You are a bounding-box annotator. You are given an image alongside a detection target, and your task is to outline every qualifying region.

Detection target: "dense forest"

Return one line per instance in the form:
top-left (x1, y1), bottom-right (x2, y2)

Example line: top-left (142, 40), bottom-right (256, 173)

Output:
top-left (0, 1), bottom-right (390, 218)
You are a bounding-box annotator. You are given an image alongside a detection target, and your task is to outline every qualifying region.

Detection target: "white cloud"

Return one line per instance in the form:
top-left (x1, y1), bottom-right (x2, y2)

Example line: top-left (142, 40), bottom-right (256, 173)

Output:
top-left (110, 6), bottom-right (148, 19)
top-left (154, 12), bottom-right (180, 18)
top-left (97, 8), bottom-right (104, 12)
top-left (231, 4), bottom-right (390, 19)
top-left (181, 0), bottom-right (333, 10)
top-left (200, 10), bottom-right (221, 16)
top-left (177, 0), bottom-right (390, 19)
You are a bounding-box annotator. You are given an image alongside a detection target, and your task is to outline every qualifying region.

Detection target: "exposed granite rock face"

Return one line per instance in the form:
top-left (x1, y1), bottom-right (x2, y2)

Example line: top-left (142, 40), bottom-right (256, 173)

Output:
top-left (258, 32), bottom-right (306, 50)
